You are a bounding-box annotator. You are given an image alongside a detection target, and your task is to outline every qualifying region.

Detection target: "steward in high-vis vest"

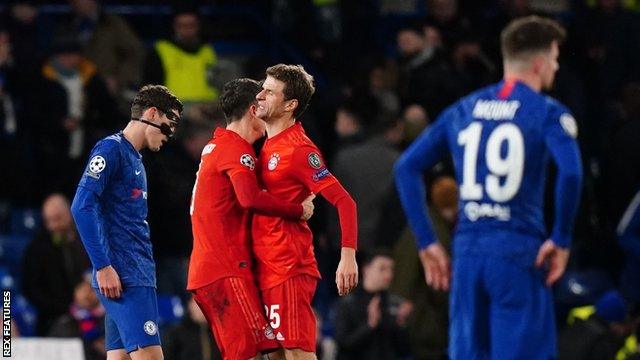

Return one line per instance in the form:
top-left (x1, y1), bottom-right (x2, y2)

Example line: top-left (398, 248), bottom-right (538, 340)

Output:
top-left (143, 6), bottom-right (219, 103)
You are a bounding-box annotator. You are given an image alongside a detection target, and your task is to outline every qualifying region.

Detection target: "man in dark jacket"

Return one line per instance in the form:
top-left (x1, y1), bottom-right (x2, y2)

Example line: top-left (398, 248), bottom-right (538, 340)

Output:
top-left (22, 193), bottom-right (91, 335)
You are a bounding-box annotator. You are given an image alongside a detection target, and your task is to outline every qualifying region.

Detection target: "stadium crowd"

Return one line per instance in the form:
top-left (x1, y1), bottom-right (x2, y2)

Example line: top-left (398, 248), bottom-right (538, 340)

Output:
top-left (1, 0), bottom-right (640, 359)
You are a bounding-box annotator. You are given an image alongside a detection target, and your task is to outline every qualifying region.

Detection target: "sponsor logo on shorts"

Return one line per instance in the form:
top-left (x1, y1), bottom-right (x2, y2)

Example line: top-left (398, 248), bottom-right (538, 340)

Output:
top-left (264, 326), bottom-right (276, 340)
top-left (276, 331), bottom-right (285, 341)
top-left (143, 320), bottom-right (157, 336)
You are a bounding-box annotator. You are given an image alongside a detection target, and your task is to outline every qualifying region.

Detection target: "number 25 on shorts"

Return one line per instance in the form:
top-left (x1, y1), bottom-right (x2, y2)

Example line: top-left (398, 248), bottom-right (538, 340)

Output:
top-left (264, 304), bottom-right (281, 329)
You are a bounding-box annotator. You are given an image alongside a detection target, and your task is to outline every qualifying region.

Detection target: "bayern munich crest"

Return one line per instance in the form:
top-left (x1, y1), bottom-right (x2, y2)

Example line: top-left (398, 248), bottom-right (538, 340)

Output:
top-left (268, 153), bottom-right (280, 170)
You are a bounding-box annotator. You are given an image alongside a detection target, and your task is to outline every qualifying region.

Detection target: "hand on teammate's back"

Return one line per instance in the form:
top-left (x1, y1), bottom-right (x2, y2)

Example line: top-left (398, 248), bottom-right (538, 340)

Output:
top-left (336, 247), bottom-right (358, 296)
top-left (300, 193), bottom-right (316, 220)
top-left (535, 239), bottom-right (570, 286)
top-left (97, 265), bottom-right (122, 299)
top-left (419, 242), bottom-right (451, 291)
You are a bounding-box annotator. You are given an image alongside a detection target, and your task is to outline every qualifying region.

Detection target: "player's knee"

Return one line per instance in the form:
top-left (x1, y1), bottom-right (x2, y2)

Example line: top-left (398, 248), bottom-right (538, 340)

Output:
top-left (128, 345), bottom-right (163, 360)
top-left (106, 349), bottom-right (131, 360)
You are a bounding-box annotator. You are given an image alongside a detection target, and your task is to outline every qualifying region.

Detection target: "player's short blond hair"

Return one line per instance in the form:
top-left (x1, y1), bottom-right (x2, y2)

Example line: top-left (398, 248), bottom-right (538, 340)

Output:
top-left (266, 64), bottom-right (315, 118)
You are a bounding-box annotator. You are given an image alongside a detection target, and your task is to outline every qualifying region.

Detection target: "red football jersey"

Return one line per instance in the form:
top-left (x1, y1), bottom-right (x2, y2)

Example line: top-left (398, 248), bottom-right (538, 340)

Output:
top-left (187, 128), bottom-right (260, 290)
top-left (252, 123), bottom-right (336, 290)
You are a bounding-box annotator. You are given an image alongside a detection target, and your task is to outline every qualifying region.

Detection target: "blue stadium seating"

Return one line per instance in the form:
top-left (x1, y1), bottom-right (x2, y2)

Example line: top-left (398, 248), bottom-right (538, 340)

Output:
top-left (9, 208), bottom-right (41, 236)
top-left (157, 294), bottom-right (185, 328)
top-left (11, 294), bottom-right (38, 337)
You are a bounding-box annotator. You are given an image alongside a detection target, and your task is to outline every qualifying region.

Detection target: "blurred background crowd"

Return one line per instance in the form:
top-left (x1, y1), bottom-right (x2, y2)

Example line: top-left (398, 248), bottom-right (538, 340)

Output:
top-left (1, 0), bottom-right (640, 359)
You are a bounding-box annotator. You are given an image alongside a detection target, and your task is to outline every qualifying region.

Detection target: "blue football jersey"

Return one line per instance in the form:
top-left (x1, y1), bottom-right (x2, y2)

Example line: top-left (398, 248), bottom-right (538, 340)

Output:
top-left (72, 132), bottom-right (155, 288)
top-left (395, 80), bottom-right (583, 251)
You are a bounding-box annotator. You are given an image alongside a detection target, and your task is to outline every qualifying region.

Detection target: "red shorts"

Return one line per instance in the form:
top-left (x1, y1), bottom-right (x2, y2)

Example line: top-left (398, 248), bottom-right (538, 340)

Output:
top-left (261, 274), bottom-right (318, 352)
top-left (192, 277), bottom-right (278, 360)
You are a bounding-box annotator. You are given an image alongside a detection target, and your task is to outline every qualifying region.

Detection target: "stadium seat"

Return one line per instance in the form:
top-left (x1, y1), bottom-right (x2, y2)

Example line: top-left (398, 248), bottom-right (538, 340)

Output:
top-left (10, 208), bottom-right (41, 236)
top-left (0, 234), bottom-right (34, 290)
top-left (156, 294), bottom-right (184, 328)
top-left (12, 294), bottom-right (38, 337)
top-left (555, 269), bottom-right (615, 325)
top-left (0, 266), bottom-right (14, 290)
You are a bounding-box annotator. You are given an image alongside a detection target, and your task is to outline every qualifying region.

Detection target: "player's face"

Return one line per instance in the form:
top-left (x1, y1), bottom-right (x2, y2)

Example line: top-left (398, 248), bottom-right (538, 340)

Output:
top-left (256, 76), bottom-right (292, 122)
top-left (540, 41), bottom-right (560, 91)
top-left (145, 108), bottom-right (179, 152)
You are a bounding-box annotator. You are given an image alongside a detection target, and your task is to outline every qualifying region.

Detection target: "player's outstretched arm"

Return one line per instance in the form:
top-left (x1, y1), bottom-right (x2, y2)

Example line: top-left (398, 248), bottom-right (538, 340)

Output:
top-left (394, 116), bottom-right (450, 290)
top-left (319, 182), bottom-right (358, 296)
top-left (229, 171), bottom-right (305, 220)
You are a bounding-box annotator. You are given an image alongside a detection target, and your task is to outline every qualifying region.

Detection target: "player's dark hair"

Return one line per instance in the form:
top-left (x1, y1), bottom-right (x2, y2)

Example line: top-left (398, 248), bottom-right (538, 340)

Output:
top-left (219, 78), bottom-right (261, 124)
top-left (131, 85), bottom-right (183, 119)
top-left (500, 15), bottom-right (566, 62)
top-left (266, 64), bottom-right (315, 118)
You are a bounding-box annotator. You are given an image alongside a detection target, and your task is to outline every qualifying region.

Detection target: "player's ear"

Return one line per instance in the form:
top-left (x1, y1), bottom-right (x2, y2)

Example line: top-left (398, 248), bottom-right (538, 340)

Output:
top-left (249, 104), bottom-right (257, 117)
top-left (285, 99), bottom-right (298, 113)
top-left (531, 55), bottom-right (545, 75)
top-left (142, 106), bottom-right (158, 120)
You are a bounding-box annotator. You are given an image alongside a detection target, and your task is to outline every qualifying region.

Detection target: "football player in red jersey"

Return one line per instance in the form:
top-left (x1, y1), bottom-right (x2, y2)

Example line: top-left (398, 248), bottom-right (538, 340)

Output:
top-left (187, 78), bottom-right (315, 360)
top-left (252, 64), bottom-right (359, 359)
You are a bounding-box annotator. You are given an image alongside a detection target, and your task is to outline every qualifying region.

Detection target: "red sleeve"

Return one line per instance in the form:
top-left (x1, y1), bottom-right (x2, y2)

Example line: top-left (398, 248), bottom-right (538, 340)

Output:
top-left (290, 146), bottom-right (337, 193)
top-left (229, 171), bottom-right (302, 219)
top-left (320, 182), bottom-right (357, 249)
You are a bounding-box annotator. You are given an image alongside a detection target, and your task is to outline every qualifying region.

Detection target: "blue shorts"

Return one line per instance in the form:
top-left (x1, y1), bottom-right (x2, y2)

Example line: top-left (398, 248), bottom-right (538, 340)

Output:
top-left (96, 286), bottom-right (161, 353)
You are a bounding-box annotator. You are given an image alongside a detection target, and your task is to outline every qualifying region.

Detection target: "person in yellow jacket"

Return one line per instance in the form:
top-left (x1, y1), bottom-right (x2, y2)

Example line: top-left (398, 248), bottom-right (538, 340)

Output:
top-left (143, 6), bottom-right (218, 103)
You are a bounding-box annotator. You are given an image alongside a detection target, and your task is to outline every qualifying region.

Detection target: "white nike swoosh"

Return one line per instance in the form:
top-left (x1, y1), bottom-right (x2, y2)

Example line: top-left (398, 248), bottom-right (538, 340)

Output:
top-left (135, 170), bottom-right (141, 175)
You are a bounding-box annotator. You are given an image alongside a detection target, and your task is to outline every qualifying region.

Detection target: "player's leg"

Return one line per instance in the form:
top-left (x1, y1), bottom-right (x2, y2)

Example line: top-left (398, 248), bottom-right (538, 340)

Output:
top-left (106, 349), bottom-right (131, 360)
top-left (128, 345), bottom-right (163, 360)
top-left (449, 255), bottom-right (490, 360)
top-left (261, 274), bottom-right (318, 358)
top-left (98, 287), bottom-right (163, 357)
top-left (101, 309), bottom-right (130, 359)
top-left (486, 257), bottom-right (556, 360)
top-left (192, 276), bottom-right (278, 360)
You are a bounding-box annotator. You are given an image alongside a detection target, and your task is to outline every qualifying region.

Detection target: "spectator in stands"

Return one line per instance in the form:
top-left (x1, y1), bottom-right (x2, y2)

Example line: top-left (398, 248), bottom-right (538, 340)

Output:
top-left (331, 115), bottom-right (404, 251)
top-left (0, 29), bottom-right (37, 206)
top-left (396, 25), bottom-right (456, 118)
top-left (67, 0), bottom-right (144, 100)
top-left (34, 34), bottom-right (118, 197)
top-left (145, 123), bottom-right (210, 300)
top-left (448, 31), bottom-right (497, 97)
top-left (49, 274), bottom-right (106, 360)
top-left (401, 103), bottom-right (430, 147)
top-left (334, 250), bottom-right (412, 360)
top-left (144, 5), bottom-right (220, 104)
top-left (22, 193), bottom-right (90, 336)
top-left (559, 290), bottom-right (634, 360)
top-left (333, 104), bottom-right (366, 151)
top-left (162, 296), bottom-right (222, 360)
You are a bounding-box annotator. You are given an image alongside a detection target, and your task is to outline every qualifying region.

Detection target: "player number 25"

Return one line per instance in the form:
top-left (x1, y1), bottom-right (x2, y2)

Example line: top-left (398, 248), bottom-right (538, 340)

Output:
top-left (264, 304), bottom-right (281, 329)
top-left (458, 122), bottom-right (524, 202)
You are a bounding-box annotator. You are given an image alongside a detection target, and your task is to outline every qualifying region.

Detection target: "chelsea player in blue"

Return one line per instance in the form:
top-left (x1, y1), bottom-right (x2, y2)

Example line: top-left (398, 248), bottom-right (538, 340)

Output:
top-left (71, 85), bottom-right (182, 360)
top-left (395, 16), bottom-right (583, 359)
